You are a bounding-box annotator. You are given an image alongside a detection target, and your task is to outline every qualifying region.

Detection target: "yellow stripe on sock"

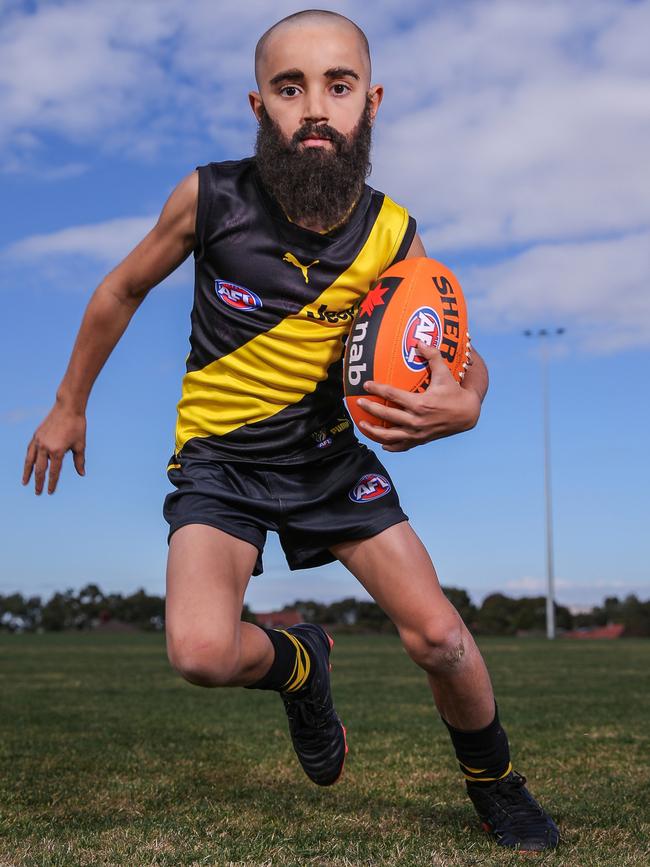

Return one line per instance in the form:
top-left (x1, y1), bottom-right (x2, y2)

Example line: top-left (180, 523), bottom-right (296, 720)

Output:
top-left (284, 653), bottom-right (299, 689)
top-left (278, 630), bottom-right (311, 693)
top-left (462, 761), bottom-right (513, 783)
top-left (460, 763), bottom-right (488, 774)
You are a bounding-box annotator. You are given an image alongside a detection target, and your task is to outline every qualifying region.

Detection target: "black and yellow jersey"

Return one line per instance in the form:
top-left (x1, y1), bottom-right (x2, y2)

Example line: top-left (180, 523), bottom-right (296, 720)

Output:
top-left (172, 157), bottom-right (416, 465)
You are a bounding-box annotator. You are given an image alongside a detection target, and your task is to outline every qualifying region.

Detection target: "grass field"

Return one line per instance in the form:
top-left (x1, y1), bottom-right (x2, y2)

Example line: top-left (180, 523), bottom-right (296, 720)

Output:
top-left (0, 633), bottom-right (648, 866)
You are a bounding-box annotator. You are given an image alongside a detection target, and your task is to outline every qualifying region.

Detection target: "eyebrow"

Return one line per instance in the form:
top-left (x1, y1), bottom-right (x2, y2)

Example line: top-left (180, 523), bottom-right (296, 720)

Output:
top-left (269, 66), bottom-right (360, 86)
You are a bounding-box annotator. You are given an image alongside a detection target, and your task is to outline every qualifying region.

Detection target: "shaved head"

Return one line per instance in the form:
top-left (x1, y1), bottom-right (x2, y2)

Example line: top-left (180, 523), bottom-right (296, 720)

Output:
top-left (249, 9), bottom-right (381, 233)
top-left (255, 10), bottom-right (371, 87)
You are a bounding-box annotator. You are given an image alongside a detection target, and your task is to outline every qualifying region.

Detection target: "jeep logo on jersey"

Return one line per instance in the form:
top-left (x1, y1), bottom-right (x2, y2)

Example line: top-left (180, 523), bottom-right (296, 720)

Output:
top-left (402, 307), bottom-right (441, 371)
top-left (349, 473), bottom-right (392, 503)
top-left (215, 280), bottom-right (263, 311)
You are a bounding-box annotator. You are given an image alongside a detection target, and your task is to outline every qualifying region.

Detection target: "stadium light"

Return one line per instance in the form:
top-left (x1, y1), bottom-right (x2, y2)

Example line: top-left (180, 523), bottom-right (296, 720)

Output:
top-left (523, 327), bottom-right (565, 640)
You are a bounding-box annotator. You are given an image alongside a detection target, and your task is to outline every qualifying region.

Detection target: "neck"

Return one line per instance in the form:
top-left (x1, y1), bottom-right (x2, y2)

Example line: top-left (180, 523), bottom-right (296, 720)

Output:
top-left (282, 193), bottom-right (362, 235)
top-left (295, 217), bottom-right (328, 234)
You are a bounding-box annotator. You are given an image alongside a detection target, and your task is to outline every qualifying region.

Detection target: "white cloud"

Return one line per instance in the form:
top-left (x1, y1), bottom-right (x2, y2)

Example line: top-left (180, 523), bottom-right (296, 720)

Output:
top-left (5, 215), bottom-right (156, 262)
top-left (498, 575), bottom-right (650, 607)
top-left (371, 2), bottom-right (650, 252)
top-left (2, 160), bottom-right (90, 181)
top-left (0, 3), bottom-right (171, 143)
top-left (0, 0), bottom-right (316, 163)
top-left (38, 163), bottom-right (89, 181)
top-left (504, 575), bottom-right (546, 594)
top-left (2, 0), bottom-right (649, 351)
top-left (503, 574), bottom-right (573, 595)
top-left (0, 212), bottom-right (196, 295)
top-left (0, 405), bottom-right (47, 425)
top-left (244, 561), bottom-right (374, 612)
top-left (467, 230), bottom-right (650, 352)
top-left (365, 3), bottom-right (650, 353)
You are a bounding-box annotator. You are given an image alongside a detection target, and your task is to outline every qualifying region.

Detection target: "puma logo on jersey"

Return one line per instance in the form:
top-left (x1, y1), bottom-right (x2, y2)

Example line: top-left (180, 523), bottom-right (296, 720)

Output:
top-left (283, 252), bottom-right (319, 283)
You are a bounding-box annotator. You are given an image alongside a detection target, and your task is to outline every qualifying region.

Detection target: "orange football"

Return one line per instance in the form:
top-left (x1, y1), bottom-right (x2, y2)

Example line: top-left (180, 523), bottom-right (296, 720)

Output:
top-left (343, 257), bottom-right (471, 437)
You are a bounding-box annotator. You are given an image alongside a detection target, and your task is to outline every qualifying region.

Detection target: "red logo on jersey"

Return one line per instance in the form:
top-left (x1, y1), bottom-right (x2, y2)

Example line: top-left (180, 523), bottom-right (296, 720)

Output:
top-left (215, 280), bottom-right (263, 311)
top-left (349, 473), bottom-right (392, 503)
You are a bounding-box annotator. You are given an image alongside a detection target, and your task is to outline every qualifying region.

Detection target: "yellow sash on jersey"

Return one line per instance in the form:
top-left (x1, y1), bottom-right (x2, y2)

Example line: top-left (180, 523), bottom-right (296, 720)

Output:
top-left (175, 195), bottom-right (410, 453)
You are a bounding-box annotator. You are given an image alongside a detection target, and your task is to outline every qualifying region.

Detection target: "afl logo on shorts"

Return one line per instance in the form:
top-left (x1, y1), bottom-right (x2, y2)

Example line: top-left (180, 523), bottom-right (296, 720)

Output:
top-left (349, 473), bottom-right (392, 503)
top-left (215, 279), bottom-right (263, 311)
top-left (402, 306), bottom-right (441, 371)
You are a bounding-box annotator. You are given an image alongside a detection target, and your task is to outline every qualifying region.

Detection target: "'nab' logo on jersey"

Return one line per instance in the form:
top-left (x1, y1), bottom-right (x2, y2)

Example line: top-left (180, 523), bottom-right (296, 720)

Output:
top-left (402, 306), bottom-right (441, 371)
top-left (349, 473), bottom-right (392, 503)
top-left (215, 279), bottom-right (263, 311)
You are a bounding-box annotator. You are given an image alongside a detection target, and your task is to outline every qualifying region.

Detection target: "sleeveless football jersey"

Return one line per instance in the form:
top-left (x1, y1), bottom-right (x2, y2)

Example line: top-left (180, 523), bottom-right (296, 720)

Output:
top-left (172, 157), bottom-right (416, 465)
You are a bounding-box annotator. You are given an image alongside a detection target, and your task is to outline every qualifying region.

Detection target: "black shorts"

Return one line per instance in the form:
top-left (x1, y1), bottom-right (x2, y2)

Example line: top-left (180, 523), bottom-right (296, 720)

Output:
top-left (162, 442), bottom-right (408, 576)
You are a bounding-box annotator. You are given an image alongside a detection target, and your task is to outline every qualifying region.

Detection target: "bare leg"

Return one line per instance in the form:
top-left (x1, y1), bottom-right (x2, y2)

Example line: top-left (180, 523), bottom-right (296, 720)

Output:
top-left (331, 521), bottom-right (494, 729)
top-left (165, 524), bottom-right (274, 687)
top-left (333, 522), bottom-right (560, 850)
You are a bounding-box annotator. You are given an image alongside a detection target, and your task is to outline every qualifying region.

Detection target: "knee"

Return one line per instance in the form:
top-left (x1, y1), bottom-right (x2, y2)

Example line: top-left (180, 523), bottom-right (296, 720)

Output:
top-left (401, 615), bottom-right (467, 674)
top-left (166, 633), bottom-right (240, 687)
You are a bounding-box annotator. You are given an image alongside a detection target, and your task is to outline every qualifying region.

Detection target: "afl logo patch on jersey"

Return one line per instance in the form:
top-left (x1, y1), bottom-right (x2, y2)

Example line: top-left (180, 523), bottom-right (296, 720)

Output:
top-left (349, 473), bottom-right (392, 503)
top-left (402, 306), bottom-right (441, 371)
top-left (215, 279), bottom-right (263, 311)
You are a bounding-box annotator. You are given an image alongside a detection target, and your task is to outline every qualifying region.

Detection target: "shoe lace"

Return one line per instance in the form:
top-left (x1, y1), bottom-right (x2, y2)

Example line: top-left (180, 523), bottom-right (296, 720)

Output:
top-left (484, 774), bottom-right (548, 831)
top-left (283, 683), bottom-right (330, 733)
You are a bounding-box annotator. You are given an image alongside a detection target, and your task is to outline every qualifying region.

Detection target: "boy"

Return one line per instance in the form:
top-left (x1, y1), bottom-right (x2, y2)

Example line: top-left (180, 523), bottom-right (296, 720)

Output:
top-left (23, 10), bottom-right (559, 851)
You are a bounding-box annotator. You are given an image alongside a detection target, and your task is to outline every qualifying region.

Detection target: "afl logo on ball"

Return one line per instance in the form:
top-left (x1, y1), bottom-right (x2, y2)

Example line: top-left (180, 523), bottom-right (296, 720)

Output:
top-left (215, 280), bottom-right (263, 311)
top-left (349, 473), bottom-right (392, 503)
top-left (402, 306), bottom-right (441, 371)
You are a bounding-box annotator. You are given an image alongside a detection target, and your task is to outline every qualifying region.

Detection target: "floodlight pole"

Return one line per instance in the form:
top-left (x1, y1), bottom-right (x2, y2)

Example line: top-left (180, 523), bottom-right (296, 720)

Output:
top-left (523, 328), bottom-right (565, 640)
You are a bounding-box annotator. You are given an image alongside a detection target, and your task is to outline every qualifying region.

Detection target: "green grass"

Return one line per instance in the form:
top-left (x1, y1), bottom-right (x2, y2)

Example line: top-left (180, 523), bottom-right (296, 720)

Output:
top-left (0, 633), bottom-right (649, 866)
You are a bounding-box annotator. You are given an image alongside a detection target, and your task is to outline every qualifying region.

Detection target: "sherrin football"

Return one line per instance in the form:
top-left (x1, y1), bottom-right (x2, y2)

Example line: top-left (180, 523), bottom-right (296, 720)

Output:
top-left (343, 257), bottom-right (471, 436)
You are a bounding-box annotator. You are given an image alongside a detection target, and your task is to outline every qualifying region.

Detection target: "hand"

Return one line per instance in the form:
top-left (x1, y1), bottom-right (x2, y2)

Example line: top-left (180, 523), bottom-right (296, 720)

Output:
top-left (22, 403), bottom-right (87, 495)
top-left (356, 341), bottom-right (481, 452)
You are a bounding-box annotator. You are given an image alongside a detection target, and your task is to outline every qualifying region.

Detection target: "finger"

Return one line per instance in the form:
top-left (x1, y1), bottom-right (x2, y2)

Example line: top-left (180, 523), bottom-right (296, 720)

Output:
top-left (418, 342), bottom-right (455, 385)
top-left (382, 442), bottom-right (412, 453)
top-left (47, 454), bottom-right (64, 495)
top-left (72, 446), bottom-right (86, 476)
top-left (22, 440), bottom-right (37, 485)
top-left (357, 398), bottom-right (417, 428)
top-left (362, 380), bottom-right (418, 411)
top-left (33, 448), bottom-right (49, 496)
top-left (359, 419), bottom-right (415, 445)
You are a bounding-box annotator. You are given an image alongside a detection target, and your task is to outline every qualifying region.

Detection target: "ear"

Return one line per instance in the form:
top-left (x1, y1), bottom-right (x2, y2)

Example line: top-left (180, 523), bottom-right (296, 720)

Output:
top-left (367, 84), bottom-right (384, 122)
top-left (248, 91), bottom-right (263, 122)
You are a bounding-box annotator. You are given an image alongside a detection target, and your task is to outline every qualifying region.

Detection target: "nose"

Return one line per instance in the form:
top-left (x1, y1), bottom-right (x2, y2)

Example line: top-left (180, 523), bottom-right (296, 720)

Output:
top-left (301, 89), bottom-right (328, 126)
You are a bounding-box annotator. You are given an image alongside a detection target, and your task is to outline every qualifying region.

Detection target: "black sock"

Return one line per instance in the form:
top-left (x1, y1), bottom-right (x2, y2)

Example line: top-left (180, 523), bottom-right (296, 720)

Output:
top-left (245, 627), bottom-right (312, 692)
top-left (443, 704), bottom-right (512, 785)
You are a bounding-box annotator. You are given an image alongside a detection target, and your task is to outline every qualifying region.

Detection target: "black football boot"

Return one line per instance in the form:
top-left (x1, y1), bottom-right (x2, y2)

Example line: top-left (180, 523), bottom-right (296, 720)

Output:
top-left (467, 769), bottom-right (560, 851)
top-left (280, 623), bottom-right (348, 786)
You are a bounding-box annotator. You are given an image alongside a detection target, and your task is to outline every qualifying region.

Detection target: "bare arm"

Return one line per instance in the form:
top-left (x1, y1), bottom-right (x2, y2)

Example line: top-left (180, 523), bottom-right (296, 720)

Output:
top-left (358, 232), bottom-right (489, 451)
top-left (23, 171), bottom-right (198, 494)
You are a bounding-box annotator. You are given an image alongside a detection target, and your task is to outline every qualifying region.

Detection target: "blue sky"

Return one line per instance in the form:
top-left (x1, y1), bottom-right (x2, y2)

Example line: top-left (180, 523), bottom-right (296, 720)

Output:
top-left (1, 0), bottom-right (649, 611)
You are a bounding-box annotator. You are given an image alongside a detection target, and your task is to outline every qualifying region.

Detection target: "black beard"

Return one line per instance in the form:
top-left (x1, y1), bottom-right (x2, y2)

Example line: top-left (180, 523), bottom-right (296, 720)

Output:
top-left (254, 98), bottom-right (373, 230)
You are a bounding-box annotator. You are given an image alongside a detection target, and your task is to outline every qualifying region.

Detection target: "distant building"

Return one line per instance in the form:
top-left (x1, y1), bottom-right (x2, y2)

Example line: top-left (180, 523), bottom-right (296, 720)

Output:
top-left (0, 612), bottom-right (28, 632)
top-left (568, 604), bottom-right (595, 616)
top-left (254, 609), bottom-right (302, 629)
top-left (94, 618), bottom-right (139, 633)
top-left (564, 623), bottom-right (625, 639)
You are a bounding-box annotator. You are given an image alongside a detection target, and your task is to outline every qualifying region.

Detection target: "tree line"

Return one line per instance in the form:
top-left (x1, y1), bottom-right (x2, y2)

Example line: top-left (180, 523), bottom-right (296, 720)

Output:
top-left (1, 583), bottom-right (649, 636)
top-left (291, 589), bottom-right (650, 637)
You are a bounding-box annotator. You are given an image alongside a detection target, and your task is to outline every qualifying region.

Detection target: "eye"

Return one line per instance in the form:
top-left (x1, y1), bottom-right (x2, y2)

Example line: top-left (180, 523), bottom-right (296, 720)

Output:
top-left (331, 83), bottom-right (351, 96)
top-left (280, 85), bottom-right (301, 97)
